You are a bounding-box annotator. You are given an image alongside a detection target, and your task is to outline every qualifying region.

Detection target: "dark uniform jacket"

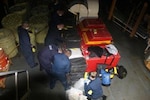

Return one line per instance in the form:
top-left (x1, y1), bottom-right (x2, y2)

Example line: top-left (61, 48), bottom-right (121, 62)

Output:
top-left (38, 44), bottom-right (58, 73)
top-left (84, 77), bottom-right (103, 99)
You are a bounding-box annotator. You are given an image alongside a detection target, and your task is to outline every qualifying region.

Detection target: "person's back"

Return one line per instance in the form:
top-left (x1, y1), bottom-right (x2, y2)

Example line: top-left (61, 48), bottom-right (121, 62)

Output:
top-left (52, 53), bottom-right (71, 74)
top-left (50, 49), bottom-right (72, 90)
top-left (38, 44), bottom-right (60, 73)
top-left (38, 44), bottom-right (58, 64)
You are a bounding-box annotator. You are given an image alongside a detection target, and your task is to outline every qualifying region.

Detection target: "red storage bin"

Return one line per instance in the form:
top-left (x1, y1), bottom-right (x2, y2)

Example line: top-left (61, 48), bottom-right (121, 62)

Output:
top-left (77, 18), bottom-right (106, 32)
top-left (80, 41), bottom-right (120, 72)
top-left (0, 48), bottom-right (9, 70)
top-left (81, 28), bottom-right (113, 45)
top-left (77, 18), bottom-right (113, 45)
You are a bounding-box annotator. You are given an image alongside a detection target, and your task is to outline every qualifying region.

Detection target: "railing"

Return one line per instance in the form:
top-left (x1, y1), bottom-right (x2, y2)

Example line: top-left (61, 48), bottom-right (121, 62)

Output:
top-left (0, 70), bottom-right (30, 100)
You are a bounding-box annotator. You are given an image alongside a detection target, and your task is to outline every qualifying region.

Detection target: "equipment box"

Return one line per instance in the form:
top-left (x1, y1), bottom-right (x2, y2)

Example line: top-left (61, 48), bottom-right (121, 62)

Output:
top-left (81, 28), bottom-right (113, 45)
top-left (77, 18), bottom-right (106, 32)
top-left (80, 40), bottom-right (121, 72)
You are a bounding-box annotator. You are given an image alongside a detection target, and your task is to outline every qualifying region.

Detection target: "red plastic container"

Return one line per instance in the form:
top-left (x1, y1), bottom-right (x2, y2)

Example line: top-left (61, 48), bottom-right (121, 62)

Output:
top-left (80, 40), bottom-right (120, 72)
top-left (0, 48), bottom-right (9, 70)
top-left (77, 18), bottom-right (120, 72)
top-left (77, 18), bottom-right (113, 45)
top-left (77, 18), bottom-right (106, 32)
top-left (81, 28), bottom-right (113, 45)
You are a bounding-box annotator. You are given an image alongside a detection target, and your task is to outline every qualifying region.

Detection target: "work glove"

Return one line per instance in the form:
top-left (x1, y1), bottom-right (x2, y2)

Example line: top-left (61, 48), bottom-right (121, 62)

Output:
top-left (31, 45), bottom-right (36, 52)
top-left (87, 90), bottom-right (93, 95)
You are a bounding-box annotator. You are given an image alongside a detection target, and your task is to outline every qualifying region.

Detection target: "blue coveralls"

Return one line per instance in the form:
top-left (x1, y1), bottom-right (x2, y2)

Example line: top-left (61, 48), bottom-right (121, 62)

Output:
top-left (84, 77), bottom-right (103, 100)
top-left (37, 44), bottom-right (58, 74)
top-left (45, 9), bottom-right (65, 46)
top-left (51, 53), bottom-right (71, 90)
top-left (17, 26), bottom-right (36, 68)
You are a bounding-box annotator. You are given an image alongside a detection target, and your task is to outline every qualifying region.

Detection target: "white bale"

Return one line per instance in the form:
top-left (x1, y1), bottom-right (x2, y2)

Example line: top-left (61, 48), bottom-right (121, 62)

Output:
top-left (66, 87), bottom-right (87, 100)
top-left (73, 78), bottom-right (85, 92)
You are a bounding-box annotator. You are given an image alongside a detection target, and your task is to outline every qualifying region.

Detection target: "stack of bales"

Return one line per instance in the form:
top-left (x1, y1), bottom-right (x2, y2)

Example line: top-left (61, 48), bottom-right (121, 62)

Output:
top-left (31, 5), bottom-right (49, 16)
top-left (0, 28), bottom-right (18, 58)
top-left (29, 5), bottom-right (49, 44)
top-left (1, 13), bottom-right (22, 43)
top-left (9, 2), bottom-right (28, 16)
top-left (1, 2), bottom-right (28, 58)
top-left (7, 2), bottom-right (28, 43)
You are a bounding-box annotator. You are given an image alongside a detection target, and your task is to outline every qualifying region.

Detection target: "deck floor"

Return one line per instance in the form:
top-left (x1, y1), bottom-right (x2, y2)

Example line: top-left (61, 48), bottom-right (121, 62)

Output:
top-left (0, 14), bottom-right (150, 100)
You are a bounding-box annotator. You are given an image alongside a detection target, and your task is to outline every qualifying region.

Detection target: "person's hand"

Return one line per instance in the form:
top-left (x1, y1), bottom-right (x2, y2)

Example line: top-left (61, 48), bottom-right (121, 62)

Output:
top-left (31, 45), bottom-right (36, 52)
top-left (57, 24), bottom-right (64, 30)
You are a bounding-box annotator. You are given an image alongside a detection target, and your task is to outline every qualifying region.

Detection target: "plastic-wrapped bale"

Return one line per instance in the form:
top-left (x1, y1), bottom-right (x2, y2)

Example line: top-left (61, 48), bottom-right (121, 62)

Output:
top-left (9, 2), bottom-right (28, 15)
top-left (1, 13), bottom-right (22, 29)
top-left (73, 78), bottom-right (85, 92)
top-left (35, 26), bottom-right (48, 44)
top-left (66, 87), bottom-right (88, 100)
top-left (31, 5), bottom-right (49, 16)
top-left (29, 15), bottom-right (48, 44)
top-left (1, 13), bottom-right (22, 43)
top-left (0, 28), bottom-right (18, 58)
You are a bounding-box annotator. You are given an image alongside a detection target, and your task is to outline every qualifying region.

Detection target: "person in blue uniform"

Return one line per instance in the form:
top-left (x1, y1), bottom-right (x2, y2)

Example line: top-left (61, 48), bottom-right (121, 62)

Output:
top-left (37, 44), bottom-right (62, 74)
top-left (84, 72), bottom-right (107, 100)
top-left (50, 49), bottom-right (72, 90)
top-left (17, 21), bottom-right (38, 68)
top-left (44, 7), bottom-right (65, 46)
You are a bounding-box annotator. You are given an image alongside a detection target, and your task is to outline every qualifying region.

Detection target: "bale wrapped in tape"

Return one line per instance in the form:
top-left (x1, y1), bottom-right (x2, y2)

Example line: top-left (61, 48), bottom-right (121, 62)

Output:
top-left (66, 87), bottom-right (88, 100)
top-left (31, 5), bottom-right (49, 16)
top-left (1, 13), bottom-right (22, 29)
top-left (29, 15), bottom-right (48, 32)
top-left (35, 26), bottom-right (48, 44)
top-left (9, 2), bottom-right (28, 15)
top-left (11, 29), bottom-right (19, 43)
top-left (0, 28), bottom-right (18, 58)
top-left (29, 15), bottom-right (48, 45)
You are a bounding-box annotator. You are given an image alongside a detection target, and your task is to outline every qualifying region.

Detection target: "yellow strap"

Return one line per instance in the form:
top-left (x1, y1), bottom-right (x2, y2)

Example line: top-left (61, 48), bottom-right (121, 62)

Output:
top-left (84, 72), bottom-right (88, 79)
top-left (114, 66), bottom-right (118, 74)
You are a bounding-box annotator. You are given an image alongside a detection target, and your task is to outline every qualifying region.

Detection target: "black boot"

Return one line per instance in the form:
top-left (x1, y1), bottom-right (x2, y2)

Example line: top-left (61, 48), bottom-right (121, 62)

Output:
top-left (102, 95), bottom-right (107, 100)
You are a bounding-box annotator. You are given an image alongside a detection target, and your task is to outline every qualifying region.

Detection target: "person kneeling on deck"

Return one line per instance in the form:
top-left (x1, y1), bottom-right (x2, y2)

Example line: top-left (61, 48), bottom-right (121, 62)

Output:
top-left (84, 72), bottom-right (107, 100)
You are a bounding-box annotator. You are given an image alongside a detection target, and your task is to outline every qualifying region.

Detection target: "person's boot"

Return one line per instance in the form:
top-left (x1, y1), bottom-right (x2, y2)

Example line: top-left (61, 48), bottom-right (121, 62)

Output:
top-left (102, 95), bottom-right (107, 100)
